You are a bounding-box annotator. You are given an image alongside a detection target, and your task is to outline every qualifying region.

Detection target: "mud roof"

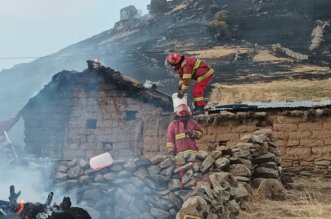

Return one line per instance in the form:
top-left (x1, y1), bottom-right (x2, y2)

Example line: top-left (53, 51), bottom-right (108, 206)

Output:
top-left (24, 61), bottom-right (172, 111)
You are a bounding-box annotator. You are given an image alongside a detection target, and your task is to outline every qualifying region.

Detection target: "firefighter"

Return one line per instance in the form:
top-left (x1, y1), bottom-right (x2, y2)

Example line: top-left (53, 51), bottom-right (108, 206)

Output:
top-left (165, 53), bottom-right (215, 115)
top-left (166, 103), bottom-right (203, 187)
top-left (166, 103), bottom-right (203, 156)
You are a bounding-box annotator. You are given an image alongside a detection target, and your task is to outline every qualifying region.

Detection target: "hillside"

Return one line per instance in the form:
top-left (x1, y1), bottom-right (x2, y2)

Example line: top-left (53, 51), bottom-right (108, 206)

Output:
top-left (0, 0), bottom-right (331, 117)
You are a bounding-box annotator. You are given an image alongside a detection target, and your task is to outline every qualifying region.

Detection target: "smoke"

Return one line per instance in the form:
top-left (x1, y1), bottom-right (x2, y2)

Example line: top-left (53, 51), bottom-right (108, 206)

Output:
top-left (0, 154), bottom-right (53, 203)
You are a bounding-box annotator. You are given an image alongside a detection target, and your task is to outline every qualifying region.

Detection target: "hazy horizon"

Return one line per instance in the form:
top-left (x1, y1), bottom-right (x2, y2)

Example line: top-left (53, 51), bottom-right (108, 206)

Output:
top-left (0, 0), bottom-right (150, 71)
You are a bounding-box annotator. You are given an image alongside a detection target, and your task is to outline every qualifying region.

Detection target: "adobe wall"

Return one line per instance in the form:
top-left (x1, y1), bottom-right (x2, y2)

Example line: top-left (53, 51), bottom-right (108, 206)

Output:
top-left (143, 109), bottom-right (331, 177)
top-left (64, 83), bottom-right (163, 160)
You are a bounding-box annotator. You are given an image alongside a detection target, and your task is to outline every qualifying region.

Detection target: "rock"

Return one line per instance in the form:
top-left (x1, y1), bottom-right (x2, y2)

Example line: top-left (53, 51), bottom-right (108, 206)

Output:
top-left (211, 151), bottom-right (222, 160)
top-left (130, 176), bottom-right (145, 188)
top-left (315, 160), bottom-right (331, 166)
top-left (160, 166), bottom-right (175, 177)
top-left (103, 172), bottom-right (117, 181)
top-left (144, 177), bottom-right (157, 189)
top-left (55, 172), bottom-right (68, 181)
top-left (67, 165), bottom-right (85, 178)
top-left (253, 178), bottom-right (285, 200)
top-left (150, 207), bottom-right (171, 218)
top-left (135, 157), bottom-right (152, 167)
top-left (150, 155), bottom-right (164, 165)
top-left (124, 159), bottom-right (137, 172)
top-left (253, 167), bottom-right (279, 179)
top-left (169, 179), bottom-right (181, 191)
top-left (78, 158), bottom-right (89, 169)
top-left (180, 196), bottom-right (209, 219)
top-left (134, 167), bottom-right (149, 179)
top-left (174, 162), bottom-right (193, 173)
top-left (200, 155), bottom-right (215, 172)
top-left (159, 158), bottom-right (173, 169)
top-left (155, 198), bottom-right (175, 211)
top-left (258, 161), bottom-right (278, 169)
top-left (209, 172), bottom-right (238, 188)
top-left (196, 150), bottom-right (208, 159)
top-left (182, 169), bottom-right (194, 185)
top-left (187, 153), bottom-right (197, 162)
top-left (115, 188), bottom-right (134, 206)
top-left (139, 212), bottom-right (154, 219)
top-left (253, 153), bottom-right (276, 164)
top-left (79, 175), bottom-right (92, 184)
top-left (175, 155), bottom-right (186, 165)
top-left (232, 143), bottom-right (252, 158)
top-left (232, 184), bottom-right (249, 199)
top-left (254, 129), bottom-right (272, 138)
top-left (228, 199), bottom-right (240, 215)
top-left (68, 159), bottom-right (77, 168)
top-left (148, 165), bottom-right (161, 175)
top-left (214, 157), bottom-right (230, 170)
top-left (94, 174), bottom-right (105, 182)
top-left (118, 170), bottom-right (132, 177)
top-left (251, 134), bottom-right (269, 144)
top-left (57, 165), bottom-right (68, 173)
top-left (229, 164), bottom-right (251, 177)
top-left (167, 191), bottom-right (183, 209)
top-left (192, 162), bottom-right (200, 172)
top-left (110, 163), bottom-right (123, 172)
top-left (233, 176), bottom-right (251, 183)
top-left (149, 174), bottom-right (170, 186)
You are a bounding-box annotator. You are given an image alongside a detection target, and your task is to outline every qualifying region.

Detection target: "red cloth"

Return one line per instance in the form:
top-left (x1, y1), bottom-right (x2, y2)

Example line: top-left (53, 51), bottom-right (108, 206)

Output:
top-left (0, 113), bottom-right (21, 136)
top-left (175, 56), bottom-right (215, 106)
top-left (166, 119), bottom-right (202, 154)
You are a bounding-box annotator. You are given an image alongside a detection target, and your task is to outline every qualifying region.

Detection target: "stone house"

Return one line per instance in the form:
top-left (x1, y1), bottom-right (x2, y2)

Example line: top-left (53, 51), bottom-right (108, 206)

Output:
top-left (22, 61), bottom-right (172, 160)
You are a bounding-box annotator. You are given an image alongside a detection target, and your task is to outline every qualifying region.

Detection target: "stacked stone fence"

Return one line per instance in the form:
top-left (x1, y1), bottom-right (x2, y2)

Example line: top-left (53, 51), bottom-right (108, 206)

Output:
top-left (143, 109), bottom-right (331, 177)
top-left (53, 129), bottom-right (284, 219)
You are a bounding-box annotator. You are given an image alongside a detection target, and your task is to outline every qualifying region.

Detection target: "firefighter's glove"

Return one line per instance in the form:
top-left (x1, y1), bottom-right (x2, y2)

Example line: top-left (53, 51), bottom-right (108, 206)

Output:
top-left (168, 151), bottom-right (176, 158)
top-left (177, 91), bottom-right (184, 99)
top-left (185, 129), bottom-right (194, 138)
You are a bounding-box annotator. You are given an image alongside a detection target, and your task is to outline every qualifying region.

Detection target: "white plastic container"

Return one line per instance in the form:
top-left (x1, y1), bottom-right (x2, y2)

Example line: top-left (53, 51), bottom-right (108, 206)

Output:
top-left (89, 152), bottom-right (114, 171)
top-left (172, 92), bottom-right (188, 112)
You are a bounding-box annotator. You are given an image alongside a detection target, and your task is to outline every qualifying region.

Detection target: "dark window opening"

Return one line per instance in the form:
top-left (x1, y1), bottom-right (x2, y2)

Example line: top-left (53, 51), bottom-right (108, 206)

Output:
top-left (125, 111), bottom-right (137, 121)
top-left (86, 119), bottom-right (97, 129)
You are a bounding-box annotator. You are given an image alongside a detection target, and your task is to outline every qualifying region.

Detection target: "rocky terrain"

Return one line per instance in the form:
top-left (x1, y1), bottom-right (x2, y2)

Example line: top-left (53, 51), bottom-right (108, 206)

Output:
top-left (0, 0), bottom-right (331, 116)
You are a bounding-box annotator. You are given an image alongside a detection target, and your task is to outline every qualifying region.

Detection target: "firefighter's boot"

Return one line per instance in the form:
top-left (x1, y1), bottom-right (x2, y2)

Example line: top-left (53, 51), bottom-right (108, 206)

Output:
top-left (192, 106), bottom-right (205, 115)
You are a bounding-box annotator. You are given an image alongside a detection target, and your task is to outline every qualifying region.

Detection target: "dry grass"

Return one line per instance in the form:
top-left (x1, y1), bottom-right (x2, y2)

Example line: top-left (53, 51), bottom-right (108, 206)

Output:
top-left (291, 65), bottom-right (331, 74)
top-left (209, 79), bottom-right (331, 103)
top-left (240, 178), bottom-right (331, 219)
top-left (252, 50), bottom-right (291, 62)
top-left (186, 46), bottom-right (250, 59)
top-left (166, 2), bottom-right (189, 14)
top-left (99, 30), bottom-right (138, 45)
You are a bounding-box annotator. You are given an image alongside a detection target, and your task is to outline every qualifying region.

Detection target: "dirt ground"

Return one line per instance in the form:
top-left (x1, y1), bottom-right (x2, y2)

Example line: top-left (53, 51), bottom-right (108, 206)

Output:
top-left (239, 177), bottom-right (331, 219)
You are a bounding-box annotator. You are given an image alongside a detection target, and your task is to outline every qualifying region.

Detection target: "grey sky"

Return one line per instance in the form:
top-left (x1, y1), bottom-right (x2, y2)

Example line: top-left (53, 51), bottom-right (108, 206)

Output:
top-left (0, 0), bottom-right (150, 71)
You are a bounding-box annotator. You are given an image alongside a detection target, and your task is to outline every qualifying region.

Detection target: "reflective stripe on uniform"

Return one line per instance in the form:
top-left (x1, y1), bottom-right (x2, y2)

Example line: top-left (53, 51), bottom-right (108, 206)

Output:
top-left (175, 133), bottom-right (187, 140)
top-left (197, 68), bottom-right (214, 82)
top-left (177, 150), bottom-right (198, 156)
top-left (166, 142), bottom-right (174, 148)
top-left (194, 97), bottom-right (204, 101)
top-left (183, 74), bottom-right (192, 79)
top-left (193, 59), bottom-right (202, 70)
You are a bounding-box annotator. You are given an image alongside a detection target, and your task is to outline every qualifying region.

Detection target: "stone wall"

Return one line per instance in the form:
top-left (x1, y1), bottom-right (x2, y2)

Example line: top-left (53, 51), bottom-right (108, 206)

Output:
top-left (143, 109), bottom-right (331, 177)
top-left (53, 130), bottom-right (283, 219)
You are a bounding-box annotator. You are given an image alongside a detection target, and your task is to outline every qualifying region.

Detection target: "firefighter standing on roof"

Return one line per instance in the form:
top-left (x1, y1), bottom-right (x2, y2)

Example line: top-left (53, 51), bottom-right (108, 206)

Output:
top-left (165, 53), bottom-right (215, 115)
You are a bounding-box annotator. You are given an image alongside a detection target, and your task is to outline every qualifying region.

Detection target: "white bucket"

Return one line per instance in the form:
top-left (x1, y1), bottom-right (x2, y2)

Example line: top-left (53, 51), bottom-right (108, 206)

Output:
top-left (89, 152), bottom-right (114, 171)
top-left (172, 93), bottom-right (188, 112)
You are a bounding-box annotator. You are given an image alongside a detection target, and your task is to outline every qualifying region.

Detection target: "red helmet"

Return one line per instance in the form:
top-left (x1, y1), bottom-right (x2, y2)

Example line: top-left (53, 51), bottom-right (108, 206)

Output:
top-left (176, 104), bottom-right (191, 116)
top-left (165, 53), bottom-right (181, 66)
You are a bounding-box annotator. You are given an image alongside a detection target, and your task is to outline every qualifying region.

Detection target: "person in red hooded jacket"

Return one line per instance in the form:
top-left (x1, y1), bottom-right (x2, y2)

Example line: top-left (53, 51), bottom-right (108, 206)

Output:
top-left (165, 53), bottom-right (215, 115)
top-left (166, 104), bottom-right (203, 156)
